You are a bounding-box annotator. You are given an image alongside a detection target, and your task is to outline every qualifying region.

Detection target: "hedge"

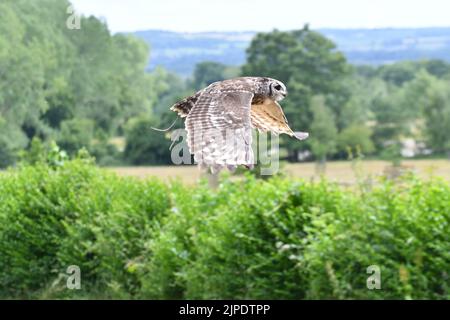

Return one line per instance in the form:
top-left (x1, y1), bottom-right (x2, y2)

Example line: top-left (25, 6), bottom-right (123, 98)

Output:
top-left (0, 159), bottom-right (448, 299)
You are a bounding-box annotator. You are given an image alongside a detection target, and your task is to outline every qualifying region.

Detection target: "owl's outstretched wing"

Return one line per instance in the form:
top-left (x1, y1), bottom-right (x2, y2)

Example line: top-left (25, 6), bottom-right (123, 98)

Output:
top-left (250, 100), bottom-right (309, 140)
top-left (185, 90), bottom-right (255, 172)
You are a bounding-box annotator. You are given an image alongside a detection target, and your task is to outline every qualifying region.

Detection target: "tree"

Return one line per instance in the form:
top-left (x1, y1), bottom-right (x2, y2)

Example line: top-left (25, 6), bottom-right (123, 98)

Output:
top-left (241, 26), bottom-right (350, 159)
top-left (308, 96), bottom-right (337, 170)
top-left (421, 59), bottom-right (450, 79)
top-left (398, 70), bottom-right (436, 120)
top-left (124, 116), bottom-right (172, 165)
top-left (0, 0), bottom-right (52, 136)
top-left (377, 62), bottom-right (417, 86)
top-left (370, 82), bottom-right (409, 152)
top-left (242, 27), bottom-right (349, 95)
top-left (192, 62), bottom-right (228, 90)
top-left (57, 119), bottom-right (94, 155)
top-left (337, 74), bottom-right (374, 130)
top-left (337, 125), bottom-right (374, 155)
top-left (151, 67), bottom-right (190, 116)
top-left (0, 0), bottom-right (160, 167)
top-left (422, 81), bottom-right (450, 154)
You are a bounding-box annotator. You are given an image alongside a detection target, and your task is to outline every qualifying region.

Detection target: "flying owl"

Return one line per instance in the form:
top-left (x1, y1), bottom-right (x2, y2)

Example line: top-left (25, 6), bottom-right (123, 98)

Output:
top-left (171, 77), bottom-right (309, 172)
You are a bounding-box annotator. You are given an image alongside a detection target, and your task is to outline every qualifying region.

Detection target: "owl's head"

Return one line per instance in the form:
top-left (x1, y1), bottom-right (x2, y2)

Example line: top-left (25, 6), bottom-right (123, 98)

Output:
top-left (266, 78), bottom-right (287, 101)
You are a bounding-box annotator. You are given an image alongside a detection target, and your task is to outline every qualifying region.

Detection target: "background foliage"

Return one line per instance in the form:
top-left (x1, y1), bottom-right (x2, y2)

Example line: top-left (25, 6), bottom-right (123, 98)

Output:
top-left (1, 1), bottom-right (450, 168)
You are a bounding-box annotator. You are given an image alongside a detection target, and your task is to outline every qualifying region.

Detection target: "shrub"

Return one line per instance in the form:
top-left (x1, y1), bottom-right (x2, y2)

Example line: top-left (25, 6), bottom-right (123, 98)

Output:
top-left (138, 180), bottom-right (223, 299)
top-left (138, 175), bottom-right (449, 300)
top-left (0, 158), bottom-right (98, 296)
top-left (303, 175), bottom-right (450, 299)
top-left (57, 175), bottom-right (170, 298)
top-left (139, 176), bottom-right (348, 299)
top-left (0, 156), bottom-right (170, 298)
top-left (182, 177), bottom-right (312, 299)
top-left (0, 161), bottom-right (448, 299)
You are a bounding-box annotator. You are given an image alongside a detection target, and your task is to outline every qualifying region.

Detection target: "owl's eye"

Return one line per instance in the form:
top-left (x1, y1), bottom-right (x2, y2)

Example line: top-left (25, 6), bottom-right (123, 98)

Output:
top-left (274, 84), bottom-right (282, 91)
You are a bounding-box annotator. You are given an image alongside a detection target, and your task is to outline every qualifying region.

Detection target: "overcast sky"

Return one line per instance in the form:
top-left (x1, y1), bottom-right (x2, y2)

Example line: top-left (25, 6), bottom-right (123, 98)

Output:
top-left (70, 0), bottom-right (450, 33)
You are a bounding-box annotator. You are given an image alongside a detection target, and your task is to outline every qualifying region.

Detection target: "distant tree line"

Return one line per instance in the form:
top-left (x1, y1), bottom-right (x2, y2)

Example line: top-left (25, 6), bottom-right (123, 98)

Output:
top-left (1, 1), bottom-right (450, 168)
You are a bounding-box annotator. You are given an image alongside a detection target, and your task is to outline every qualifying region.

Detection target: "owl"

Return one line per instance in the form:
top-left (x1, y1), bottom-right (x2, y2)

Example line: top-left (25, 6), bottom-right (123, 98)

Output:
top-left (171, 77), bottom-right (309, 172)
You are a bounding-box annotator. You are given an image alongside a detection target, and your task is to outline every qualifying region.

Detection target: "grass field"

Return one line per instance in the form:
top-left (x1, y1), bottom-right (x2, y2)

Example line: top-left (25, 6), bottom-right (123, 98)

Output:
top-left (109, 159), bottom-right (450, 184)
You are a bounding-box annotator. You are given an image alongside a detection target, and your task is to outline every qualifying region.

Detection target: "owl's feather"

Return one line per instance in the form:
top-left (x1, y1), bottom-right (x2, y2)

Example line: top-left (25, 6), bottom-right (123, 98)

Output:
top-left (250, 99), bottom-right (308, 140)
top-left (185, 90), bottom-right (255, 171)
top-left (170, 90), bottom-right (203, 118)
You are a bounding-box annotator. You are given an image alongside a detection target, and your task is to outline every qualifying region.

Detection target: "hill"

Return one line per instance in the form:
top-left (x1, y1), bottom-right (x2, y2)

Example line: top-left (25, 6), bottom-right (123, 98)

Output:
top-left (134, 28), bottom-right (450, 76)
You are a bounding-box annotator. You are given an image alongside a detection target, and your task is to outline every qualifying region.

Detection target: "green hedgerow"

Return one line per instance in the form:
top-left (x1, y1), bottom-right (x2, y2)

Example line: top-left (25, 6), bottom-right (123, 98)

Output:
top-left (0, 160), bottom-right (448, 299)
top-left (303, 175), bottom-right (450, 299)
top-left (137, 175), bottom-right (449, 300)
top-left (0, 157), bottom-right (170, 298)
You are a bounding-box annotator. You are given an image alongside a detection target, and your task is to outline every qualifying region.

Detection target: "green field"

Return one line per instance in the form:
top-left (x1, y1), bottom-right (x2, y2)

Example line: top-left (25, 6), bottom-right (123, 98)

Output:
top-left (110, 159), bottom-right (450, 184)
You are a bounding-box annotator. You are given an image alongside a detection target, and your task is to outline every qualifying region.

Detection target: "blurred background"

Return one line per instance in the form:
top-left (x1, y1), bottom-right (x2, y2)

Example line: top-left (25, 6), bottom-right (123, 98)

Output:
top-left (0, 0), bottom-right (449, 301)
top-left (1, 0), bottom-right (450, 183)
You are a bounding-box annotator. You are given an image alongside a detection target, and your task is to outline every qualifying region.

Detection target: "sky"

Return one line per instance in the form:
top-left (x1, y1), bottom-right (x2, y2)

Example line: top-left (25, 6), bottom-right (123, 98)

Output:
top-left (70, 0), bottom-right (450, 33)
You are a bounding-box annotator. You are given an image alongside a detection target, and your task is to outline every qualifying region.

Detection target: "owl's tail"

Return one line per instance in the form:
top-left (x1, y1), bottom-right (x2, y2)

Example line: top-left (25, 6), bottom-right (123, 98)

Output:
top-left (150, 118), bottom-right (178, 132)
